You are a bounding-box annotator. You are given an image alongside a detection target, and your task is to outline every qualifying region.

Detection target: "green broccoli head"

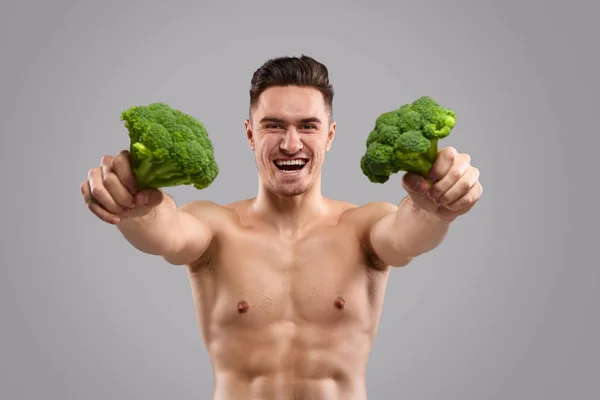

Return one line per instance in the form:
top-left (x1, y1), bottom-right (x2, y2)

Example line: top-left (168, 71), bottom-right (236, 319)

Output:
top-left (360, 96), bottom-right (456, 183)
top-left (121, 102), bottom-right (219, 190)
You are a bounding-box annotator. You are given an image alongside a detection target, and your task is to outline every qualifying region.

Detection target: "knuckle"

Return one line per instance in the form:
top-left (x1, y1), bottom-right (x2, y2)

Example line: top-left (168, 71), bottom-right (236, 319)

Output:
top-left (111, 155), bottom-right (123, 168)
top-left (88, 202), bottom-right (100, 214)
top-left (112, 151), bottom-right (127, 164)
top-left (462, 197), bottom-right (474, 209)
top-left (449, 168), bottom-right (462, 180)
top-left (102, 171), bottom-right (115, 185)
top-left (446, 201), bottom-right (460, 211)
top-left (100, 155), bottom-right (113, 167)
top-left (460, 179), bottom-right (472, 192)
top-left (451, 196), bottom-right (470, 210)
top-left (90, 184), bottom-right (104, 198)
top-left (104, 174), bottom-right (127, 195)
top-left (470, 170), bottom-right (480, 185)
top-left (91, 207), bottom-right (111, 223)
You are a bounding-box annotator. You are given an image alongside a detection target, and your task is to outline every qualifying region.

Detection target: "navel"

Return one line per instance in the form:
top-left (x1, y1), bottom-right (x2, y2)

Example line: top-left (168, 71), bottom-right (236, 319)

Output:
top-left (237, 300), bottom-right (249, 313)
top-left (334, 296), bottom-right (346, 310)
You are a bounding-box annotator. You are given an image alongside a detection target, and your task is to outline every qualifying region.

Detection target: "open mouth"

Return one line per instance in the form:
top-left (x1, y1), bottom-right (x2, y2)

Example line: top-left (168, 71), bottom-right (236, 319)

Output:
top-left (273, 159), bottom-right (308, 173)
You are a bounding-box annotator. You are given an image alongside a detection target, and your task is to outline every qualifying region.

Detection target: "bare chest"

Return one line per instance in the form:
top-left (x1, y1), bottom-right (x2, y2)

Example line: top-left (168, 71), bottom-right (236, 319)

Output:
top-left (192, 226), bottom-right (388, 331)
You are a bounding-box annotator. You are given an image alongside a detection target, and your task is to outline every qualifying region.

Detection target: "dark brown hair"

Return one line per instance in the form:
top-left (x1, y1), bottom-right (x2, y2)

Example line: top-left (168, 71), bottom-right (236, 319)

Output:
top-left (249, 54), bottom-right (334, 120)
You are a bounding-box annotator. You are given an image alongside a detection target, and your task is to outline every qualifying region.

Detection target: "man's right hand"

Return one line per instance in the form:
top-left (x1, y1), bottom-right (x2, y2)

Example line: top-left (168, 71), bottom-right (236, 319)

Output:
top-left (80, 150), bottom-right (163, 224)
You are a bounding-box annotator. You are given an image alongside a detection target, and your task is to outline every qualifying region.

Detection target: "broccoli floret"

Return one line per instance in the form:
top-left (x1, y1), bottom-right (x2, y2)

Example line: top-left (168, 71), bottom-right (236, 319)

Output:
top-left (360, 96), bottom-right (456, 183)
top-left (121, 102), bottom-right (219, 190)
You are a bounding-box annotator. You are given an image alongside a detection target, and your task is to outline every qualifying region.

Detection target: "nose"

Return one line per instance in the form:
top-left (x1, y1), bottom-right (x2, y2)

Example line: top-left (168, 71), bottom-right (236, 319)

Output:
top-left (280, 128), bottom-right (303, 154)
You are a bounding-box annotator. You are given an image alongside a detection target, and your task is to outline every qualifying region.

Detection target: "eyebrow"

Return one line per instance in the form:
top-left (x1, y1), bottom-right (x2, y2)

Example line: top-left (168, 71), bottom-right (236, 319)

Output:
top-left (259, 116), bottom-right (323, 125)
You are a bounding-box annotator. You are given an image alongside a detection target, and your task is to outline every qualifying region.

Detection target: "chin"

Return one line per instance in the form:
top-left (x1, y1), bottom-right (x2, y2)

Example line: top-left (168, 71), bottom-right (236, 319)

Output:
top-left (267, 174), bottom-right (310, 196)
top-left (272, 183), bottom-right (309, 197)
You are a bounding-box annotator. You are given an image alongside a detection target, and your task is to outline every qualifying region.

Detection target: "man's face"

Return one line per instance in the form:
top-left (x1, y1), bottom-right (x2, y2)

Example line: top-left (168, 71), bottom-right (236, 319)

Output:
top-left (245, 86), bottom-right (336, 197)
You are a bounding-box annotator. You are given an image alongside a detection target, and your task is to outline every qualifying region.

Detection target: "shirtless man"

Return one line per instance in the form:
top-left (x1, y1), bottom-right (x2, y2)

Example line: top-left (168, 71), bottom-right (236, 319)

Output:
top-left (80, 55), bottom-right (482, 399)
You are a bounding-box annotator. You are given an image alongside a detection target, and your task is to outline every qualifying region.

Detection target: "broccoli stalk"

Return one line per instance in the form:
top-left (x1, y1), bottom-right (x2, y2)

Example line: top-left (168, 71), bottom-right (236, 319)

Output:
top-left (121, 103), bottom-right (219, 190)
top-left (360, 96), bottom-right (456, 183)
top-left (130, 143), bottom-right (188, 189)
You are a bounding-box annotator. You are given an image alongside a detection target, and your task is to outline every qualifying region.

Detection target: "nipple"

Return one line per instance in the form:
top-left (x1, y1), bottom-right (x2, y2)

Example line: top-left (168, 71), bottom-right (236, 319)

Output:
top-left (334, 296), bottom-right (346, 310)
top-left (237, 300), bottom-right (249, 313)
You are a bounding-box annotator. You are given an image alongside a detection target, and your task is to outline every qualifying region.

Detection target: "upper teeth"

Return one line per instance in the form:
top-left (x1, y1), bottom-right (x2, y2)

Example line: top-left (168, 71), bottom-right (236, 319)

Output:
top-left (275, 160), bottom-right (306, 166)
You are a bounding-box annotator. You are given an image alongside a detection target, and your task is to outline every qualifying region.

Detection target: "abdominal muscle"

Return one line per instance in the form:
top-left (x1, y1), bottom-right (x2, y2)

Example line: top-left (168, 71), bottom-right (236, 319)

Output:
top-left (207, 318), bottom-right (371, 400)
top-left (184, 202), bottom-right (390, 399)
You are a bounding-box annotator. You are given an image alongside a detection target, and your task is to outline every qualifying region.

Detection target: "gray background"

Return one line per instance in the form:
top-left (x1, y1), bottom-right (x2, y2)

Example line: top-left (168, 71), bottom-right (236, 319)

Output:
top-left (1, 0), bottom-right (598, 398)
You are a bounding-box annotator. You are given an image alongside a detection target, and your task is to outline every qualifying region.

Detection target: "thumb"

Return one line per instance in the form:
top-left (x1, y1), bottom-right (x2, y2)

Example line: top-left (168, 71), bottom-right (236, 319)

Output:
top-left (402, 172), bottom-right (437, 211)
top-left (134, 189), bottom-right (164, 207)
top-left (402, 172), bottom-right (429, 195)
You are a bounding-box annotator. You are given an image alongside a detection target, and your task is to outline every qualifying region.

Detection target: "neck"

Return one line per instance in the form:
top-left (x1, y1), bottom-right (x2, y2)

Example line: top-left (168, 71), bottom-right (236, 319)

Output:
top-left (251, 176), bottom-right (328, 235)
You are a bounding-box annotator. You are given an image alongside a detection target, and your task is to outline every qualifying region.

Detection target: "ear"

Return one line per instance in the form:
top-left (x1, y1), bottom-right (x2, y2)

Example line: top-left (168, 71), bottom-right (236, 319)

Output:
top-left (325, 121), bottom-right (337, 152)
top-left (245, 119), bottom-right (255, 150)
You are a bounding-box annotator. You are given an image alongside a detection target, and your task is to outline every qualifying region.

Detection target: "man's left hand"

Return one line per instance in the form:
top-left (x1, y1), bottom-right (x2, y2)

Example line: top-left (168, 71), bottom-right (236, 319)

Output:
top-left (401, 146), bottom-right (483, 222)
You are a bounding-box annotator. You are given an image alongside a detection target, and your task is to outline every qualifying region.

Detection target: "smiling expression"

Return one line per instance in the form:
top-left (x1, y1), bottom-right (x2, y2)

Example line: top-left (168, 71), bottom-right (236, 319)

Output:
top-left (245, 85), bottom-right (336, 197)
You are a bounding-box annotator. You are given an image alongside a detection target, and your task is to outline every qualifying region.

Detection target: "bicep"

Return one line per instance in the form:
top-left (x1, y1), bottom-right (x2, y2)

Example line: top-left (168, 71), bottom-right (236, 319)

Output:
top-left (367, 202), bottom-right (414, 268)
top-left (162, 203), bottom-right (216, 266)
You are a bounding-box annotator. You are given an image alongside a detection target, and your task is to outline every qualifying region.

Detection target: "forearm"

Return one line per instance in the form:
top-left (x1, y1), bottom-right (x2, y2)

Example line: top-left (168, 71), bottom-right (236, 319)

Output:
top-left (393, 196), bottom-right (451, 257)
top-left (116, 195), bottom-right (183, 256)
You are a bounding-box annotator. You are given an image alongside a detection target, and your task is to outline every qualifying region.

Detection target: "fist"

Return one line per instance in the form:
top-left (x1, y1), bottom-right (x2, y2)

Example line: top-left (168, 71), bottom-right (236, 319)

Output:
top-left (402, 146), bottom-right (483, 222)
top-left (80, 150), bottom-right (163, 224)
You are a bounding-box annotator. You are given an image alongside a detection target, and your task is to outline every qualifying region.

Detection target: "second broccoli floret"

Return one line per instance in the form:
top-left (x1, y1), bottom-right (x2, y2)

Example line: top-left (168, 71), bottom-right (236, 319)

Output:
top-left (121, 102), bottom-right (219, 190)
top-left (360, 96), bottom-right (456, 183)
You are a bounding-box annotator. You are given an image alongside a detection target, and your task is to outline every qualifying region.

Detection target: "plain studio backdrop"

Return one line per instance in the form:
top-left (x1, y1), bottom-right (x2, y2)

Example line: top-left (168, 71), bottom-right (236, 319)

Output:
top-left (1, 0), bottom-right (597, 399)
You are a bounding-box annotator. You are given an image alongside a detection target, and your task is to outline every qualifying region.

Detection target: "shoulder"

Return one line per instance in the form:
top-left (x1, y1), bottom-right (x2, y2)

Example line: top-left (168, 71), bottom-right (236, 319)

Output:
top-left (339, 201), bottom-right (398, 227)
top-left (179, 199), bottom-right (227, 216)
top-left (177, 199), bottom-right (240, 231)
top-left (322, 198), bottom-right (397, 229)
top-left (337, 201), bottom-right (398, 269)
